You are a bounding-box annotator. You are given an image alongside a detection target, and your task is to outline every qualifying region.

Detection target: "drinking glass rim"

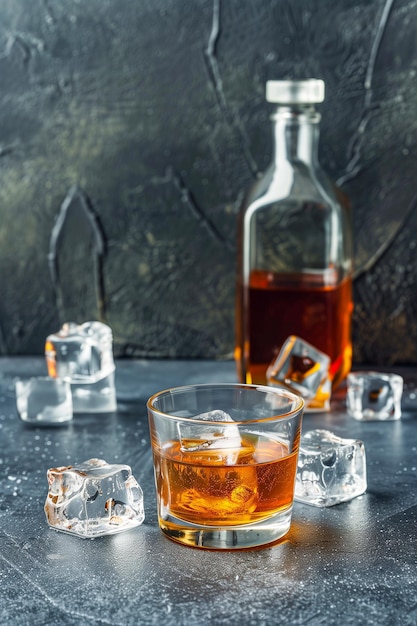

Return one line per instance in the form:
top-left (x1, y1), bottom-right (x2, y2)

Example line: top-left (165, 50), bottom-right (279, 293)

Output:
top-left (147, 382), bottom-right (304, 424)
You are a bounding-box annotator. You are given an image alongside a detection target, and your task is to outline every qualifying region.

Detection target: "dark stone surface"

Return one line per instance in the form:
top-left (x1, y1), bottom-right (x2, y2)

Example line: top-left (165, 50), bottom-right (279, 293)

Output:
top-left (0, 1), bottom-right (416, 362)
top-left (1, 358), bottom-right (417, 625)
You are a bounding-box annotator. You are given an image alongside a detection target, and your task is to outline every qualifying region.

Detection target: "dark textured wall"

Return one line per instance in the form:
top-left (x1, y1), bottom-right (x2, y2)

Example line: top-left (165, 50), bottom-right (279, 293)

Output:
top-left (0, 0), bottom-right (416, 364)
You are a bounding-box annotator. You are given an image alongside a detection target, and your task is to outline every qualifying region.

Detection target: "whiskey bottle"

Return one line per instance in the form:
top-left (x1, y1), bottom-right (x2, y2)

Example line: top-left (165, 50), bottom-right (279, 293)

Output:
top-left (235, 79), bottom-right (353, 387)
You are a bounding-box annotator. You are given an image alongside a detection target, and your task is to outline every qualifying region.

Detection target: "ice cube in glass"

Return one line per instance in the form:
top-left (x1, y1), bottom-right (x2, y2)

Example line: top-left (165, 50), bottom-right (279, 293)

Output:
top-left (177, 410), bottom-right (241, 452)
top-left (176, 409), bottom-right (244, 466)
top-left (295, 429), bottom-right (367, 507)
top-left (45, 321), bottom-right (117, 413)
top-left (44, 458), bottom-right (144, 537)
top-left (15, 377), bottom-right (73, 425)
top-left (346, 371), bottom-right (403, 421)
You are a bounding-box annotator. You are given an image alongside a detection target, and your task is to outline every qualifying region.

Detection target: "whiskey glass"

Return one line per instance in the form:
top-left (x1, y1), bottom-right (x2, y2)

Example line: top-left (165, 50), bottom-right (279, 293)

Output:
top-left (147, 383), bottom-right (304, 549)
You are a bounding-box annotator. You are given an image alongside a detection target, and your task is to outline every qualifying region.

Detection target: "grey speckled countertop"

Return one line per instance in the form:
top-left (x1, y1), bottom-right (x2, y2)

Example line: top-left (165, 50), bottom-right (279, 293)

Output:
top-left (1, 358), bottom-right (417, 626)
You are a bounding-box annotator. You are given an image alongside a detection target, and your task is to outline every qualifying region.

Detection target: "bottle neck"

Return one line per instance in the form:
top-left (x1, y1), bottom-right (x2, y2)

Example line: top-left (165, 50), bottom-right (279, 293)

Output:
top-left (271, 106), bottom-right (320, 166)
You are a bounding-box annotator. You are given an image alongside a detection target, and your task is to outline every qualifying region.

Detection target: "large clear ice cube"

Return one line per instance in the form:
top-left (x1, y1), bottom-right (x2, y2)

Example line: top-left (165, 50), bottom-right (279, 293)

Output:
top-left (267, 335), bottom-right (331, 411)
top-left (15, 377), bottom-right (73, 425)
top-left (177, 410), bottom-right (241, 452)
top-left (45, 321), bottom-right (117, 413)
top-left (45, 458), bottom-right (144, 537)
top-left (347, 371), bottom-right (403, 421)
top-left (295, 429), bottom-right (367, 507)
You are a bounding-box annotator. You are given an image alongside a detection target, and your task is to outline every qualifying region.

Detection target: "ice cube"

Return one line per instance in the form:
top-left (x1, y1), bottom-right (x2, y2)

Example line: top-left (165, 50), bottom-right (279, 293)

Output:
top-left (45, 322), bottom-right (114, 382)
top-left (347, 371), bottom-right (403, 421)
top-left (177, 410), bottom-right (241, 453)
top-left (45, 321), bottom-right (117, 413)
top-left (266, 336), bottom-right (331, 411)
top-left (294, 429), bottom-right (367, 507)
top-left (15, 377), bottom-right (73, 425)
top-left (305, 377), bottom-right (332, 413)
top-left (44, 458), bottom-right (144, 537)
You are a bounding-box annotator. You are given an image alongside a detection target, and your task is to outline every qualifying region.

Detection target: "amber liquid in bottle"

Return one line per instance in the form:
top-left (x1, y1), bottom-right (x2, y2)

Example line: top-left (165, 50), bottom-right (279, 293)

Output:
top-left (238, 270), bottom-right (353, 387)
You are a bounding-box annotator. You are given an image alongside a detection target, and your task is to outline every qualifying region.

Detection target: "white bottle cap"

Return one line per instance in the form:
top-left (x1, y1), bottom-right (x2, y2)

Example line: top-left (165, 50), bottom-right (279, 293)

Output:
top-left (266, 80), bottom-right (325, 104)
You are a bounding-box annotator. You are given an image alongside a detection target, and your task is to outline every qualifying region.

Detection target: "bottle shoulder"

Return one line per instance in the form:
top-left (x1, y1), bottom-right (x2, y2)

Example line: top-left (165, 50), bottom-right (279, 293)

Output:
top-left (241, 162), bottom-right (348, 215)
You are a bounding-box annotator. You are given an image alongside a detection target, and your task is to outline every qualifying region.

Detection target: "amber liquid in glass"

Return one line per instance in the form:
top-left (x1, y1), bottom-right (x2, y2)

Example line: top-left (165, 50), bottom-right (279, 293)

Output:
top-left (238, 270), bottom-right (353, 387)
top-left (153, 434), bottom-right (298, 527)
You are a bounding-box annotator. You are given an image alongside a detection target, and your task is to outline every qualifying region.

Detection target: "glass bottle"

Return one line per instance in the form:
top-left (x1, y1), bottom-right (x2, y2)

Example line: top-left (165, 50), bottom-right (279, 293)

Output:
top-left (235, 79), bottom-right (353, 387)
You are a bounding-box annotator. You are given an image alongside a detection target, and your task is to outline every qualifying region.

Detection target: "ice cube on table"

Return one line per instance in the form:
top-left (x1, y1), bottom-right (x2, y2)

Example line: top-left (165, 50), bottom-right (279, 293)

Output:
top-left (69, 373), bottom-right (117, 414)
top-left (266, 336), bottom-right (331, 411)
top-left (347, 371), bottom-right (403, 421)
top-left (45, 321), bottom-right (114, 382)
top-left (304, 377), bottom-right (331, 413)
top-left (45, 321), bottom-right (116, 413)
top-left (294, 429), bottom-right (367, 507)
top-left (15, 377), bottom-right (73, 425)
top-left (45, 458), bottom-right (144, 538)
top-left (177, 410), bottom-right (241, 452)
